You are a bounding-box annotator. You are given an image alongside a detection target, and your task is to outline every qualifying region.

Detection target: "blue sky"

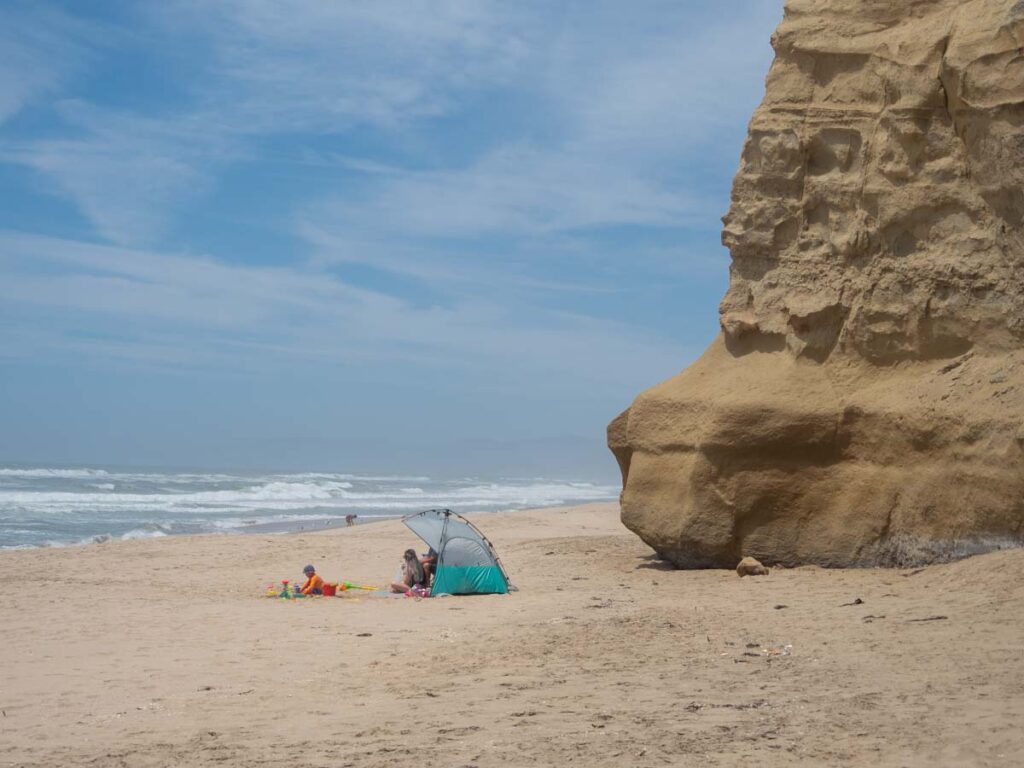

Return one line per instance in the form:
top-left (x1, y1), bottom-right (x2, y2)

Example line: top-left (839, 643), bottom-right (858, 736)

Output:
top-left (0, 0), bottom-right (781, 477)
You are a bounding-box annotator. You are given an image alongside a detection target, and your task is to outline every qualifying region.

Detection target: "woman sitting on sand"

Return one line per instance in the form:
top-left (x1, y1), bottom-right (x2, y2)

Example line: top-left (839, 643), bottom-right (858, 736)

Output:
top-left (389, 548), bottom-right (427, 593)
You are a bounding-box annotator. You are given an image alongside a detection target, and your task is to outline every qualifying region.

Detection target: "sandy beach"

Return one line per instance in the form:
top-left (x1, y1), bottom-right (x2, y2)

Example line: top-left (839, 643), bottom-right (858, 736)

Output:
top-left (1, 502), bottom-right (1022, 767)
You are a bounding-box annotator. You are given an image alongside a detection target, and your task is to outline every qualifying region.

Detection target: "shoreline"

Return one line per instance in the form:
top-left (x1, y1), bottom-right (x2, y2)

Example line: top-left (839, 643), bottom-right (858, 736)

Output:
top-left (2, 501), bottom-right (1023, 766)
top-left (0, 498), bottom-right (618, 553)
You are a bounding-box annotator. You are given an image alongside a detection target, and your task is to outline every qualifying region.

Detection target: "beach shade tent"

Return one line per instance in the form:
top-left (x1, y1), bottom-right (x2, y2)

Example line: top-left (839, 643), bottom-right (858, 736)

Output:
top-left (403, 509), bottom-right (512, 595)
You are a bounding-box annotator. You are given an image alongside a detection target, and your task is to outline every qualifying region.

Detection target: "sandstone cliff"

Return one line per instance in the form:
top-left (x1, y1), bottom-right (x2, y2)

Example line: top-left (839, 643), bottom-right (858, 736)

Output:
top-left (610, 0), bottom-right (1024, 568)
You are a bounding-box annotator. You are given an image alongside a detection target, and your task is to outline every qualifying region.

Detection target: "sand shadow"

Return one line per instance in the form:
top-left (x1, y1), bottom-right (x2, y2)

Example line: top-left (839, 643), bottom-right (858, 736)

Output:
top-left (635, 554), bottom-right (676, 572)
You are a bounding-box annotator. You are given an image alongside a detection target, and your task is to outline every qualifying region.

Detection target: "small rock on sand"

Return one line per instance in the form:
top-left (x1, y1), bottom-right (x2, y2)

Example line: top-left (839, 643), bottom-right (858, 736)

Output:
top-left (736, 557), bottom-right (769, 577)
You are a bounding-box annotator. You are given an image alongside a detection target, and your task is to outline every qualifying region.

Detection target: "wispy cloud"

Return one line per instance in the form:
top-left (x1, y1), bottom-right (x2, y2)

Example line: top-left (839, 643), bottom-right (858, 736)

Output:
top-left (164, 0), bottom-right (533, 131)
top-left (1, 1), bottom-right (531, 243)
top-left (0, 3), bottom-right (99, 125)
top-left (0, 230), bottom-right (690, 389)
top-left (547, 3), bottom-right (780, 153)
top-left (2, 0), bottom-right (779, 247)
top-left (2, 102), bottom-right (235, 244)
top-left (303, 144), bottom-right (712, 244)
top-left (293, 3), bottom-right (778, 279)
top-left (287, 1), bottom-right (779, 299)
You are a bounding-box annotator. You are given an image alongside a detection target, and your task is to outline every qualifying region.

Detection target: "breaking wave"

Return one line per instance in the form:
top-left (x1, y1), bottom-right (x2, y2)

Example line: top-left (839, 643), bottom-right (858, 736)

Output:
top-left (0, 466), bottom-right (617, 549)
top-left (0, 467), bottom-right (111, 479)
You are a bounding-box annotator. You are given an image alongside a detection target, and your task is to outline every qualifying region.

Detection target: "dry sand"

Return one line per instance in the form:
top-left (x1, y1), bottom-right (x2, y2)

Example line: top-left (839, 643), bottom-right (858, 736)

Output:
top-left (1, 502), bottom-right (1023, 767)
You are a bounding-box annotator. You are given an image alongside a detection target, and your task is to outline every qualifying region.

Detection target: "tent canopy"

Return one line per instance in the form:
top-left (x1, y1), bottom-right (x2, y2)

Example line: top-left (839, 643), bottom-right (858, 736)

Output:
top-left (403, 509), bottom-right (511, 595)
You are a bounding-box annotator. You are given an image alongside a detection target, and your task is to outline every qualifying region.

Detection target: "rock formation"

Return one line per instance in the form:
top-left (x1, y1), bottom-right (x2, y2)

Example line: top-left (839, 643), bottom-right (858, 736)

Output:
top-left (609, 0), bottom-right (1024, 568)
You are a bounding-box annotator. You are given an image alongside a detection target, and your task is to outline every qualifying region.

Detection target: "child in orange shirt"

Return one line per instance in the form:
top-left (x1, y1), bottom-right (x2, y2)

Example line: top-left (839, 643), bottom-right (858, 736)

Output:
top-left (300, 564), bottom-right (325, 595)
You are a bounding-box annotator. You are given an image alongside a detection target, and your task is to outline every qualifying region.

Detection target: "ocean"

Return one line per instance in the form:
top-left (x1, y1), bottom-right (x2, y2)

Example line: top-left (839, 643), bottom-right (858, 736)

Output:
top-left (0, 465), bottom-right (619, 549)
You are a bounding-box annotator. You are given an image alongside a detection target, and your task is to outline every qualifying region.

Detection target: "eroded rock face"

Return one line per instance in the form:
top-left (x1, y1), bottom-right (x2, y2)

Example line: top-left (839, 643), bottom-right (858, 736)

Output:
top-left (610, 0), bottom-right (1024, 568)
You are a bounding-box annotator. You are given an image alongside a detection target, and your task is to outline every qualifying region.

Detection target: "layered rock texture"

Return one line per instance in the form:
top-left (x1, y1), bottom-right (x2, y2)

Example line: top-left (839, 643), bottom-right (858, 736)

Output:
top-left (609, 0), bottom-right (1024, 567)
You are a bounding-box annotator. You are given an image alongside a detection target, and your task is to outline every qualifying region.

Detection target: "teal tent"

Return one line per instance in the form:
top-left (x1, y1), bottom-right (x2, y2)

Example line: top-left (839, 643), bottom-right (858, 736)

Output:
top-left (403, 509), bottom-right (512, 595)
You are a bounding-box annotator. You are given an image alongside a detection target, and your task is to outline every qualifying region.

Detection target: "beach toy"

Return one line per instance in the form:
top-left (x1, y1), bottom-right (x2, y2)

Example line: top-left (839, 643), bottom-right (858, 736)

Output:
top-left (340, 581), bottom-right (378, 591)
top-left (265, 583), bottom-right (280, 598)
top-left (280, 580), bottom-right (292, 599)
